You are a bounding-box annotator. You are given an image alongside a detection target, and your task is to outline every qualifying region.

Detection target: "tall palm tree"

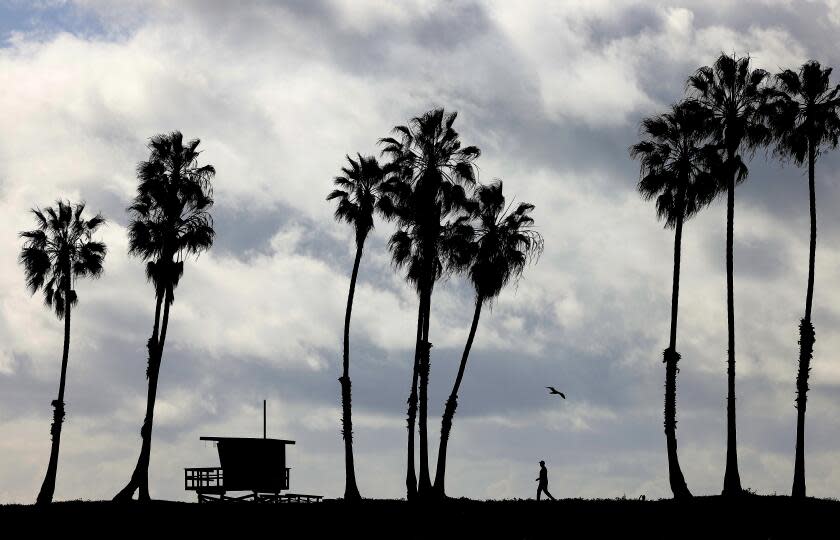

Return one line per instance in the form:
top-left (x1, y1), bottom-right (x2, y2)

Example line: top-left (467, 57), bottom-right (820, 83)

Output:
top-left (378, 108), bottom-right (480, 499)
top-left (688, 53), bottom-right (772, 495)
top-left (114, 132), bottom-right (215, 502)
top-left (432, 180), bottom-right (542, 499)
top-left (327, 153), bottom-right (391, 501)
top-left (769, 61), bottom-right (840, 498)
top-left (19, 200), bottom-right (106, 505)
top-left (630, 100), bottom-right (719, 500)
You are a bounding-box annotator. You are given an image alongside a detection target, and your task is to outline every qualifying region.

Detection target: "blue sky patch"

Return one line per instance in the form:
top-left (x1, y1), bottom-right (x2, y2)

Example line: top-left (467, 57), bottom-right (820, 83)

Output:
top-left (0, 0), bottom-right (108, 46)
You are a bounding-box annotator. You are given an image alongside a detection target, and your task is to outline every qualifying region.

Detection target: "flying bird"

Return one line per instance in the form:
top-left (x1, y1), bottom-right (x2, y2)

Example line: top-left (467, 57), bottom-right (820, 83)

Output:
top-left (546, 387), bottom-right (566, 399)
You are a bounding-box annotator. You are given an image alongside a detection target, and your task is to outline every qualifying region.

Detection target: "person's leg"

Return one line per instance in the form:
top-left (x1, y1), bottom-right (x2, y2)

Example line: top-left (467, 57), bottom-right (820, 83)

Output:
top-left (537, 486), bottom-right (542, 500)
top-left (545, 488), bottom-right (556, 501)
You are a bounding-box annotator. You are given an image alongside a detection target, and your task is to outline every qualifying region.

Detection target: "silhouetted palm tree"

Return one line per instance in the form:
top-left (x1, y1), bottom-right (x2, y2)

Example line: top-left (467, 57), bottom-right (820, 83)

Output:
top-left (768, 61), bottom-right (840, 498)
top-left (114, 132), bottom-right (215, 502)
top-left (631, 100), bottom-right (719, 500)
top-left (19, 201), bottom-right (106, 505)
top-left (327, 153), bottom-right (391, 502)
top-left (378, 108), bottom-right (480, 500)
top-left (432, 180), bottom-right (542, 499)
top-left (688, 53), bottom-right (772, 496)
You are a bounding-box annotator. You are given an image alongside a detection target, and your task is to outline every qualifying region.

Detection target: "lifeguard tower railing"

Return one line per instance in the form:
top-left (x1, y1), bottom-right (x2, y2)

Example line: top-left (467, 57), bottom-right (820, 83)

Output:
top-left (184, 466), bottom-right (290, 492)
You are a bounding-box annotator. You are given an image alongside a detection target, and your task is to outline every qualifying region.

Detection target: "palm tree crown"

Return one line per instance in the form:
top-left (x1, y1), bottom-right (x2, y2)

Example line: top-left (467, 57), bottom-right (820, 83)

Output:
top-left (127, 131), bottom-right (215, 298)
top-left (380, 108), bottom-right (480, 196)
top-left (383, 207), bottom-right (476, 292)
top-left (631, 100), bottom-right (720, 227)
top-left (327, 153), bottom-right (391, 245)
top-left (688, 53), bottom-right (773, 164)
top-left (771, 61), bottom-right (840, 163)
top-left (469, 181), bottom-right (543, 301)
top-left (378, 108), bottom-right (480, 291)
top-left (20, 201), bottom-right (106, 316)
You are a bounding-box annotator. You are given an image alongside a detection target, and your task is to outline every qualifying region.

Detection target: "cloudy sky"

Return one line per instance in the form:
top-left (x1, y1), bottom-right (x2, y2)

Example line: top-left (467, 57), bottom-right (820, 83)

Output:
top-left (3, 0), bottom-right (840, 503)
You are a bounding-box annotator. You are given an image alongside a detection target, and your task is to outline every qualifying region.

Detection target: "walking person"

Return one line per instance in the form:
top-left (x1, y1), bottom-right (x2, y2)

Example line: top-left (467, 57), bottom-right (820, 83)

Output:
top-left (536, 460), bottom-right (556, 501)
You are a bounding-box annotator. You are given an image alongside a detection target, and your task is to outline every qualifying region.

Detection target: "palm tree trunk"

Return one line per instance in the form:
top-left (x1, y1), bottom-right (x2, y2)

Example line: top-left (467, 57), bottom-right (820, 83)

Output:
top-left (416, 203), bottom-right (438, 499)
top-left (792, 142), bottom-right (817, 498)
top-left (406, 289), bottom-right (425, 501)
top-left (114, 287), bottom-right (166, 502)
top-left (433, 296), bottom-right (482, 499)
top-left (664, 205), bottom-right (691, 500)
top-left (417, 280), bottom-right (433, 497)
top-left (35, 279), bottom-right (72, 505)
top-left (722, 159), bottom-right (742, 496)
top-left (340, 241), bottom-right (364, 502)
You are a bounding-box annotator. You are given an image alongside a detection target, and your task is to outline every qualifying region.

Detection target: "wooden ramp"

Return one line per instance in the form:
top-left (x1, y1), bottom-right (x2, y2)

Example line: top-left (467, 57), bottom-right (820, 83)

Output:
top-left (196, 492), bottom-right (323, 503)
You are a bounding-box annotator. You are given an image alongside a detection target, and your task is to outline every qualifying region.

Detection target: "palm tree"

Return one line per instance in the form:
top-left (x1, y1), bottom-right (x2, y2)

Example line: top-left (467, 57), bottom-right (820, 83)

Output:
top-left (378, 108), bottom-right (480, 499)
top-left (19, 200), bottom-right (106, 505)
top-left (114, 132), bottom-right (215, 502)
top-left (688, 53), bottom-right (772, 496)
top-left (630, 100), bottom-right (719, 500)
top-left (769, 61), bottom-right (840, 498)
top-left (327, 153), bottom-right (391, 501)
top-left (432, 180), bottom-right (542, 499)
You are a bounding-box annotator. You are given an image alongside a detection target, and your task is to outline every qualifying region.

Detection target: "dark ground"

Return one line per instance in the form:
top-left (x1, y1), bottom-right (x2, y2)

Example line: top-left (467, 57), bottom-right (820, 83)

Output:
top-left (1, 495), bottom-right (838, 538)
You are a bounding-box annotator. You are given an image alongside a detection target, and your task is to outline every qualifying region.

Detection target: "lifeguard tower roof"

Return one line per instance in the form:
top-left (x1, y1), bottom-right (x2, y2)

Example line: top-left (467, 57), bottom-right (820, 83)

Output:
top-left (200, 436), bottom-right (296, 444)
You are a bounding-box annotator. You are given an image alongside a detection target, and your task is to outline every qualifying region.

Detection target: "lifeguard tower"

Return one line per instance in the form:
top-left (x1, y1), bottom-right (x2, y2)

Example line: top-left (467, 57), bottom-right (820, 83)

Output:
top-left (184, 401), bottom-right (322, 503)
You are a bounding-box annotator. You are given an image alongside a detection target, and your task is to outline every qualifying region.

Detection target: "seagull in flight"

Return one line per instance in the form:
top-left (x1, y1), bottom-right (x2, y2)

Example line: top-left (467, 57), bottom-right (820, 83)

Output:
top-left (546, 387), bottom-right (566, 399)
